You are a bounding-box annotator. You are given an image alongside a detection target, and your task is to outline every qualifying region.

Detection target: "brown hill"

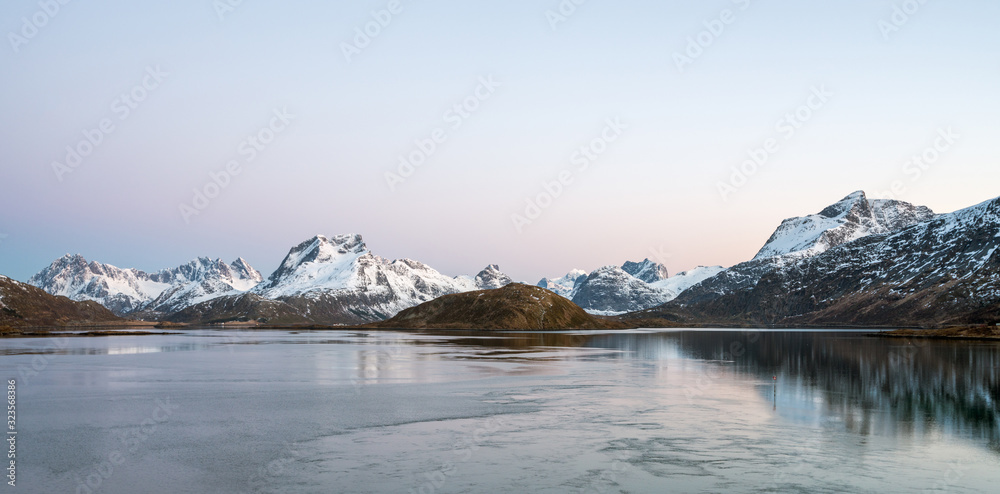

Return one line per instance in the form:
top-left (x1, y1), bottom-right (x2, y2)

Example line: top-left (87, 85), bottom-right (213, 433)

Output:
top-left (371, 283), bottom-right (628, 330)
top-left (0, 275), bottom-right (121, 332)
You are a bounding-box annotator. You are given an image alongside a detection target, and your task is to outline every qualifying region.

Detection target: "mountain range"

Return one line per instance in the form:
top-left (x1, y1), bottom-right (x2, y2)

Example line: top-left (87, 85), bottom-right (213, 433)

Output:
top-left (640, 191), bottom-right (1000, 327)
top-left (13, 190), bottom-right (1000, 328)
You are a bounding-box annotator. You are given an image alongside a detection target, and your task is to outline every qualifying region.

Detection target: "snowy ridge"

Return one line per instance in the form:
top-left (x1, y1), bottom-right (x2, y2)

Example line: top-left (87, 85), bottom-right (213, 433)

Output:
top-left (536, 259), bottom-right (721, 315)
top-left (753, 191), bottom-right (935, 260)
top-left (650, 266), bottom-right (727, 297)
top-left (29, 254), bottom-right (262, 316)
top-left (537, 270), bottom-right (588, 299)
top-left (665, 193), bottom-right (1000, 326)
top-left (249, 234), bottom-right (514, 322)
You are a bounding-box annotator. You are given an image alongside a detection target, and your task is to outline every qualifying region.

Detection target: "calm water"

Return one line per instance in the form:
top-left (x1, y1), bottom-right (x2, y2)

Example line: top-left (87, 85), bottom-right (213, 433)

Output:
top-left (2, 329), bottom-right (998, 493)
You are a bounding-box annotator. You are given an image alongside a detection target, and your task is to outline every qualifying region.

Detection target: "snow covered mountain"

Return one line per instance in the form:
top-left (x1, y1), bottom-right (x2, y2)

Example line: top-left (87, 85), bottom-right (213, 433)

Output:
top-left (536, 259), bottom-right (720, 315)
top-left (537, 270), bottom-right (588, 299)
top-left (676, 191), bottom-right (937, 305)
top-left (28, 255), bottom-right (262, 316)
top-left (173, 234), bottom-right (514, 324)
top-left (650, 266), bottom-right (727, 296)
top-left (644, 193), bottom-right (1000, 327)
top-left (139, 258), bottom-right (264, 315)
top-left (570, 266), bottom-right (675, 315)
top-left (460, 264), bottom-right (514, 290)
top-left (753, 191), bottom-right (935, 259)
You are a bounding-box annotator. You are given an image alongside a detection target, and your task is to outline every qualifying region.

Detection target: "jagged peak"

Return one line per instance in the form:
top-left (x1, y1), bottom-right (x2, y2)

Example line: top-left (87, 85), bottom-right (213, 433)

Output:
top-left (754, 191), bottom-right (936, 261)
top-left (818, 191), bottom-right (869, 219)
top-left (621, 258), bottom-right (669, 283)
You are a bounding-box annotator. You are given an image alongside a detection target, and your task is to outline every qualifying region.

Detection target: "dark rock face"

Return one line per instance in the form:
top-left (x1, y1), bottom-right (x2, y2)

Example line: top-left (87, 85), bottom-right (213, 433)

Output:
top-left (162, 293), bottom-right (310, 325)
top-left (621, 259), bottom-right (669, 283)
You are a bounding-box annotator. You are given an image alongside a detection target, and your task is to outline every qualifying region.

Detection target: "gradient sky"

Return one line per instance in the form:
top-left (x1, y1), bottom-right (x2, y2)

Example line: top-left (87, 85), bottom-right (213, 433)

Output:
top-left (2, 0), bottom-right (998, 283)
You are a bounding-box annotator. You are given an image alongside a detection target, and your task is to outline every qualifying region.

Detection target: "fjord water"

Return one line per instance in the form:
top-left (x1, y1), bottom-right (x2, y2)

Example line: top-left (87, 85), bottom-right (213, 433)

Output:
top-left (3, 329), bottom-right (998, 493)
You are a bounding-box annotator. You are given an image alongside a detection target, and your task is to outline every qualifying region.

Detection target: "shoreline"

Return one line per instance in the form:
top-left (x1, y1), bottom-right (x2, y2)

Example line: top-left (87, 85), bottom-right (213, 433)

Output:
top-left (871, 326), bottom-right (1000, 341)
top-left (4, 323), bottom-right (1000, 341)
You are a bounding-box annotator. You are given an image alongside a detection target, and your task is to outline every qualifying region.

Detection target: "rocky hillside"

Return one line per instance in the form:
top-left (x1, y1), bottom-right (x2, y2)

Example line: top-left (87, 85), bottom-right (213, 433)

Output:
top-left (640, 195), bottom-right (1000, 328)
top-left (672, 191), bottom-right (938, 306)
top-left (372, 283), bottom-right (627, 330)
top-left (0, 275), bottom-right (121, 330)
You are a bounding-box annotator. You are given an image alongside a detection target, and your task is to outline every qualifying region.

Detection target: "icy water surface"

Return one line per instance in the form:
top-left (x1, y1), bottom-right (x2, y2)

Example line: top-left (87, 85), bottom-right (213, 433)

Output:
top-left (2, 329), bottom-right (999, 493)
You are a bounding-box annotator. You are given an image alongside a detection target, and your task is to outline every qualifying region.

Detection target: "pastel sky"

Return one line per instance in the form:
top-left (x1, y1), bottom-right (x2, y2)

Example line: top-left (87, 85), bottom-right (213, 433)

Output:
top-left (1, 0), bottom-right (998, 283)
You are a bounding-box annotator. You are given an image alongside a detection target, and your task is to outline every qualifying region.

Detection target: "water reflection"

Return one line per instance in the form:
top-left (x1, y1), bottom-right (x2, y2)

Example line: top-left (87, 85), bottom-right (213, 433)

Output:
top-left (586, 330), bottom-right (1000, 454)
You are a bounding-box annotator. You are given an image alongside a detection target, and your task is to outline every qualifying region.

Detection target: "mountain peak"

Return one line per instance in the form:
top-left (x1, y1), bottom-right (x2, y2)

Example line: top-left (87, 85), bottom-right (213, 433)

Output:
top-left (474, 264), bottom-right (512, 290)
top-left (754, 191), bottom-right (935, 260)
top-left (621, 258), bottom-right (669, 283)
top-left (818, 191), bottom-right (869, 219)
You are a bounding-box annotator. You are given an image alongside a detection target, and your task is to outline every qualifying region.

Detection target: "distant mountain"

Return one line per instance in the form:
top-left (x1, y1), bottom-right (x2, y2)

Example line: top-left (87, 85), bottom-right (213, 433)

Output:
top-left (371, 283), bottom-right (626, 330)
top-left (537, 270), bottom-right (588, 299)
top-left (28, 255), bottom-right (262, 317)
top-left (457, 264), bottom-right (513, 290)
top-left (535, 259), bottom-right (720, 315)
top-left (172, 234), bottom-right (514, 325)
top-left (640, 194), bottom-right (1000, 327)
top-left (570, 266), bottom-right (675, 315)
top-left (0, 275), bottom-right (120, 329)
